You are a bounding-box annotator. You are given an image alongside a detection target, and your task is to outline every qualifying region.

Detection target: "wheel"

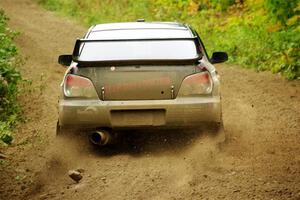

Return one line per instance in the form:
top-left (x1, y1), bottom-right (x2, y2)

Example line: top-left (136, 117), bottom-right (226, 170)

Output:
top-left (56, 120), bottom-right (62, 136)
top-left (56, 120), bottom-right (70, 136)
top-left (206, 121), bottom-right (225, 143)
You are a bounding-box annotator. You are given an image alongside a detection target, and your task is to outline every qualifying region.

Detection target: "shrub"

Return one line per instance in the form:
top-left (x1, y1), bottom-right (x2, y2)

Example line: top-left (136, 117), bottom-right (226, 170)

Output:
top-left (0, 9), bottom-right (22, 145)
top-left (265, 0), bottom-right (299, 26)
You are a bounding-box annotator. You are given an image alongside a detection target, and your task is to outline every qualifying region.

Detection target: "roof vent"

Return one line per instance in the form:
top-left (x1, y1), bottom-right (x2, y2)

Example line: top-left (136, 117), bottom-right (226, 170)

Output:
top-left (136, 19), bottom-right (145, 22)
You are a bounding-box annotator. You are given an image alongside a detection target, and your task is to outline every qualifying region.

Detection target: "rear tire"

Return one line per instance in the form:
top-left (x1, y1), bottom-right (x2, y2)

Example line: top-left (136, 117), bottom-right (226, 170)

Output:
top-left (56, 120), bottom-right (62, 136)
top-left (56, 120), bottom-right (70, 136)
top-left (206, 121), bottom-right (225, 143)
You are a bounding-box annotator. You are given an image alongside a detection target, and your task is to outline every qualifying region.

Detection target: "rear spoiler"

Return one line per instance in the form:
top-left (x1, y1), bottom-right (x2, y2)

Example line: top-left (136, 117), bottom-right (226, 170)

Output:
top-left (72, 37), bottom-right (202, 66)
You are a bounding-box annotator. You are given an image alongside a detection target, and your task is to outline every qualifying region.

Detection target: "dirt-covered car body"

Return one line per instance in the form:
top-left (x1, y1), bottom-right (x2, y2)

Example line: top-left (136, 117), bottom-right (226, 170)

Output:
top-left (58, 22), bottom-right (228, 130)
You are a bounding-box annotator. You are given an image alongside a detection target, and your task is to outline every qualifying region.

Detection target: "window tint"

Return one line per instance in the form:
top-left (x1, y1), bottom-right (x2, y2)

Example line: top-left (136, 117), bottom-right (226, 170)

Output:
top-left (79, 40), bottom-right (199, 61)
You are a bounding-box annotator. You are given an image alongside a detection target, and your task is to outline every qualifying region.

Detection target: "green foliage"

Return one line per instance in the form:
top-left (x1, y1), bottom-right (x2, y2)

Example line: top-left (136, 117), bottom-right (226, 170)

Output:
top-left (37, 0), bottom-right (299, 79)
top-left (270, 27), bottom-right (300, 79)
top-left (0, 9), bottom-right (22, 145)
top-left (265, 0), bottom-right (299, 26)
top-left (210, 0), bottom-right (236, 10)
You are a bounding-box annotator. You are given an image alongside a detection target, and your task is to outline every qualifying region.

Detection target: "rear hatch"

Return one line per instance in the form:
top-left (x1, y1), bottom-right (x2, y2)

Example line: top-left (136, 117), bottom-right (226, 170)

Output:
top-left (77, 65), bottom-right (196, 100)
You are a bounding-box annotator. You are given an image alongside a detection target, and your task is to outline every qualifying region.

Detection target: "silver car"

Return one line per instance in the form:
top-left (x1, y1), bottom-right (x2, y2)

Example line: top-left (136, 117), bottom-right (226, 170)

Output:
top-left (57, 21), bottom-right (228, 145)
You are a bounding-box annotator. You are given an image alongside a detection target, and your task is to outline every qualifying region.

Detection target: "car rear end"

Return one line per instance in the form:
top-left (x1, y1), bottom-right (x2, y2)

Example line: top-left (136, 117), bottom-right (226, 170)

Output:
top-left (58, 22), bottom-right (222, 130)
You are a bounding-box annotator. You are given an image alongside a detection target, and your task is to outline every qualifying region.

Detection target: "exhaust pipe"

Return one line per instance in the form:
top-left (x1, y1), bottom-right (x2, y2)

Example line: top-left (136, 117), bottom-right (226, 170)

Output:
top-left (89, 130), bottom-right (112, 146)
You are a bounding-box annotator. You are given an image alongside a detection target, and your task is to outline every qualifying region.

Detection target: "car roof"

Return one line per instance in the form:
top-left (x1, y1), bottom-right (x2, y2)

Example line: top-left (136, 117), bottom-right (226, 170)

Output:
top-left (92, 22), bottom-right (189, 31)
top-left (87, 22), bottom-right (195, 39)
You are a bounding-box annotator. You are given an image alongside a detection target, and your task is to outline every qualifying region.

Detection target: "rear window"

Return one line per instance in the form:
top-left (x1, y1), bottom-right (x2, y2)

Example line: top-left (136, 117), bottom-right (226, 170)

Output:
top-left (78, 40), bottom-right (199, 62)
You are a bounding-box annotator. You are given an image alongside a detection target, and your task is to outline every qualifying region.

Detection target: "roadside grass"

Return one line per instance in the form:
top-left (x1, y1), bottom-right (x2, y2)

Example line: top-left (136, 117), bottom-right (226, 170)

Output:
top-left (37, 0), bottom-right (299, 80)
top-left (0, 9), bottom-right (22, 145)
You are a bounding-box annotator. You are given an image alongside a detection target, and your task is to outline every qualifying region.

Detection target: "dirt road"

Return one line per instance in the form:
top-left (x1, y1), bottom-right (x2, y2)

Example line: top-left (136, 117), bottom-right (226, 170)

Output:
top-left (0, 0), bottom-right (299, 199)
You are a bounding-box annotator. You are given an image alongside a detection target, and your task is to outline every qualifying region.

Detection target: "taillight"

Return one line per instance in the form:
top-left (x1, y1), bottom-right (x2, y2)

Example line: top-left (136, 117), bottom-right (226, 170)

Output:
top-left (64, 74), bottom-right (98, 98)
top-left (178, 71), bottom-right (212, 96)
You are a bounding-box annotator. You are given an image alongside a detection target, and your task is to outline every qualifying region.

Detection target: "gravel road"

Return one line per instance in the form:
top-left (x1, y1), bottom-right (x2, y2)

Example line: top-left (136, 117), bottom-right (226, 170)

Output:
top-left (0, 0), bottom-right (299, 199)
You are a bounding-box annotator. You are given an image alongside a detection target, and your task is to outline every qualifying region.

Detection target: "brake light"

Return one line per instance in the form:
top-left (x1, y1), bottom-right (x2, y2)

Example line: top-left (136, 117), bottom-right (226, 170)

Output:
top-left (64, 74), bottom-right (98, 98)
top-left (178, 72), bottom-right (212, 96)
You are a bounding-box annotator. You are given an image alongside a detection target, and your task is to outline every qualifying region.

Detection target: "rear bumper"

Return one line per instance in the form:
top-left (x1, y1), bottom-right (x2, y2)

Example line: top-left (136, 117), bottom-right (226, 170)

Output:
top-left (59, 96), bottom-right (221, 129)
